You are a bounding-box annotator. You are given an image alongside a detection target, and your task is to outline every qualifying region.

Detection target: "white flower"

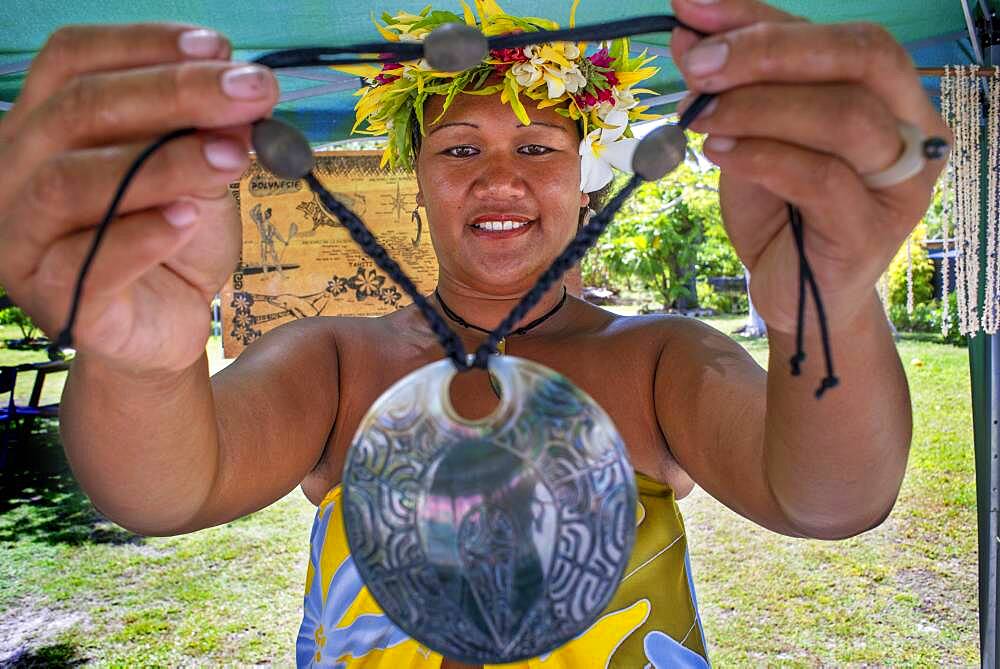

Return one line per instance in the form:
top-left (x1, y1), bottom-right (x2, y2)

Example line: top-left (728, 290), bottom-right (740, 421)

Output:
top-left (560, 65), bottom-right (587, 93)
top-left (542, 64), bottom-right (586, 98)
top-left (511, 44), bottom-right (587, 99)
top-left (595, 88), bottom-right (640, 122)
top-left (541, 67), bottom-right (563, 98)
top-left (579, 109), bottom-right (639, 192)
top-left (613, 87), bottom-right (638, 111)
top-left (512, 61), bottom-right (543, 87)
top-left (510, 45), bottom-right (546, 87)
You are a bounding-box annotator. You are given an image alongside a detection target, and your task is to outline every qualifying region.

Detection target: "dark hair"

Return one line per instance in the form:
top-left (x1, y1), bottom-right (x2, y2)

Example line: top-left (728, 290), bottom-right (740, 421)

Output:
top-left (581, 180), bottom-right (614, 226)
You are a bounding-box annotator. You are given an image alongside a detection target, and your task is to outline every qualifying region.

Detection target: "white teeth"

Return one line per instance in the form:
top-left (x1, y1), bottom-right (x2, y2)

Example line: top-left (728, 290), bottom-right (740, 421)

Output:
top-left (473, 219), bottom-right (530, 231)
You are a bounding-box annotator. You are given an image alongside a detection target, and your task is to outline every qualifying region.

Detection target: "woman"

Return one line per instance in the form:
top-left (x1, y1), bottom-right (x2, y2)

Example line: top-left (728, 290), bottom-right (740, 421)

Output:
top-left (0, 0), bottom-right (949, 666)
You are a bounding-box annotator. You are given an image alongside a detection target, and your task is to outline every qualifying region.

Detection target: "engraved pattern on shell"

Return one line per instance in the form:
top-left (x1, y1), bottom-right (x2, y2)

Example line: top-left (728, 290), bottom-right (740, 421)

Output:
top-left (342, 356), bottom-right (637, 665)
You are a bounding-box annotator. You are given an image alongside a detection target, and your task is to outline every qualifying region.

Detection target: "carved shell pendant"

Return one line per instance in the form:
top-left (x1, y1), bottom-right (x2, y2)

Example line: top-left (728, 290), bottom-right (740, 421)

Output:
top-left (342, 355), bottom-right (637, 664)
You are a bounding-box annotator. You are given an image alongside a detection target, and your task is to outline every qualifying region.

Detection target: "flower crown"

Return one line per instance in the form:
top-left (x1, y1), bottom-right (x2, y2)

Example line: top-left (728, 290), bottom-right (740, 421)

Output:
top-left (350, 0), bottom-right (661, 192)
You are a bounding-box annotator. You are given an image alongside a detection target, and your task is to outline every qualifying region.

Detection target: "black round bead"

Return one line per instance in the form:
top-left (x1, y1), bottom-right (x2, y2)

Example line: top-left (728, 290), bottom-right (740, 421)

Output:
top-left (632, 124), bottom-right (687, 182)
top-left (251, 118), bottom-right (315, 180)
top-left (423, 22), bottom-right (488, 72)
top-left (923, 137), bottom-right (950, 160)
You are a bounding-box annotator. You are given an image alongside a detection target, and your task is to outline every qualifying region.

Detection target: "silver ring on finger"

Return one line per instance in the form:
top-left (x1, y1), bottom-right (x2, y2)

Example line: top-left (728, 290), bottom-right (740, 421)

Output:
top-left (861, 122), bottom-right (928, 190)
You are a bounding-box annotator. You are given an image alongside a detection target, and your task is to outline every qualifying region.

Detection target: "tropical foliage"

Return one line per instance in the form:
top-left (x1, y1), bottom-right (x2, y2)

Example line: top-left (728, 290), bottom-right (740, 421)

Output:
top-left (583, 134), bottom-right (743, 311)
top-left (884, 221), bottom-right (964, 346)
top-left (0, 284), bottom-right (41, 344)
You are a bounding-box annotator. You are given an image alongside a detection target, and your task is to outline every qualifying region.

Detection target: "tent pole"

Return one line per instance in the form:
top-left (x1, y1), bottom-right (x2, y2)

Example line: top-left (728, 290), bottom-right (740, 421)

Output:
top-left (976, 28), bottom-right (999, 667)
top-left (962, 0), bottom-right (986, 65)
top-left (989, 331), bottom-right (999, 669)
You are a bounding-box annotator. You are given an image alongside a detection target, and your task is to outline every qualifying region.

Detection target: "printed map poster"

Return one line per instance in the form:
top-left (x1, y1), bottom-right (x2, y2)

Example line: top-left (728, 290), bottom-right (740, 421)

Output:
top-left (221, 151), bottom-right (437, 358)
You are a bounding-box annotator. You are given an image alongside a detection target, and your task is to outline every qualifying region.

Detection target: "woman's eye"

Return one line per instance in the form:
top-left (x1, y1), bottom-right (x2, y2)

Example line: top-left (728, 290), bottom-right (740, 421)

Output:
top-left (519, 144), bottom-right (553, 155)
top-left (443, 145), bottom-right (478, 158)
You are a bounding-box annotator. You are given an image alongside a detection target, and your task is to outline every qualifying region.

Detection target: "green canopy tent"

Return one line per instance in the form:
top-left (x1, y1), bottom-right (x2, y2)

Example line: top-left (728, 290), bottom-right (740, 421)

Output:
top-left (1, 0), bottom-right (997, 664)
top-left (0, 1), bottom-right (981, 142)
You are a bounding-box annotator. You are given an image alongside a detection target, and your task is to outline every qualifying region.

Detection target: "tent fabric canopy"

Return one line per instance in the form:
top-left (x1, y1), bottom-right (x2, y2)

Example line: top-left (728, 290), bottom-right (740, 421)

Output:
top-left (0, 1), bottom-right (981, 142)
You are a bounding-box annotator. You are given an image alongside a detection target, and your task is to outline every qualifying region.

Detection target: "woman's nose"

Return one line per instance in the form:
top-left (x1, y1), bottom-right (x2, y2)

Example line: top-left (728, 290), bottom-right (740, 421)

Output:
top-left (471, 155), bottom-right (527, 199)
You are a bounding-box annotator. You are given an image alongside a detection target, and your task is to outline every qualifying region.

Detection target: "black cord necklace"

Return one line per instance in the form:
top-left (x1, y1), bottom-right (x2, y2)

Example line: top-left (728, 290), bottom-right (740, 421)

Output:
top-left (435, 286), bottom-right (568, 354)
top-left (48, 13), bottom-right (868, 398)
top-left (39, 14), bottom-right (952, 664)
top-left (435, 287), bottom-right (568, 398)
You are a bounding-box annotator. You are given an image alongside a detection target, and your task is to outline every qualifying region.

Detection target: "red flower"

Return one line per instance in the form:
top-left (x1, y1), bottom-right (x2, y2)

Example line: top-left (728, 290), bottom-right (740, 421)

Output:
top-left (374, 62), bottom-right (404, 85)
top-left (575, 92), bottom-right (598, 109)
top-left (597, 87), bottom-right (614, 103)
top-left (602, 71), bottom-right (619, 87)
top-left (489, 47), bottom-right (528, 63)
top-left (588, 48), bottom-right (613, 68)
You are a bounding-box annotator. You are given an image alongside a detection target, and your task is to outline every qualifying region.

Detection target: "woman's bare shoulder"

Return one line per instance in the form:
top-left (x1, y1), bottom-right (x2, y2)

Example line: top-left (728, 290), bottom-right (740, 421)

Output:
top-left (576, 303), bottom-right (724, 343)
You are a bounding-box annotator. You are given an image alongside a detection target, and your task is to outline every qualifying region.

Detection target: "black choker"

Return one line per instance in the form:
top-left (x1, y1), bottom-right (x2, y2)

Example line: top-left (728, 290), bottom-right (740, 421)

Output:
top-left (435, 287), bottom-right (568, 355)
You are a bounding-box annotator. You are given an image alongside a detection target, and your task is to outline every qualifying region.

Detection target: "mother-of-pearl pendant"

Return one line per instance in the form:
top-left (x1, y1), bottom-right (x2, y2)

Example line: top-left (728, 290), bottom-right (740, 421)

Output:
top-left (342, 356), bottom-right (637, 665)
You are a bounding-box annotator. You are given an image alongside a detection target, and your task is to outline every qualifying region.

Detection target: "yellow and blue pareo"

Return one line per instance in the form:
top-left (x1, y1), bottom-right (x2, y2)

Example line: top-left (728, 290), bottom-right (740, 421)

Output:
top-left (296, 473), bottom-right (709, 667)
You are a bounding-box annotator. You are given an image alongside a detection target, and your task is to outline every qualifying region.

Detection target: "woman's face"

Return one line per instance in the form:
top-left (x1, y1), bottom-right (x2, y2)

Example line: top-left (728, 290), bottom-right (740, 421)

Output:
top-left (415, 91), bottom-right (589, 295)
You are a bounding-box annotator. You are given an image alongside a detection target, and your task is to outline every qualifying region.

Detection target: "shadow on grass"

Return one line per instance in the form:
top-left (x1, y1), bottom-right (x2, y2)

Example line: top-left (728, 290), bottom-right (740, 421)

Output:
top-left (0, 419), bottom-right (140, 546)
top-left (3, 642), bottom-right (88, 668)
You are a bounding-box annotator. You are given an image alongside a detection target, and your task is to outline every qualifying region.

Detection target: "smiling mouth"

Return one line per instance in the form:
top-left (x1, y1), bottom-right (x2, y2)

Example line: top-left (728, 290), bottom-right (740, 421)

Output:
top-left (468, 218), bottom-right (536, 239)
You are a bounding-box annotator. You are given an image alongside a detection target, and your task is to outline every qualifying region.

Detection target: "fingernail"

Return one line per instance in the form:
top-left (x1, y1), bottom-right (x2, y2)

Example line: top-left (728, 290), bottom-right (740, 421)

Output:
top-left (203, 138), bottom-right (248, 170)
top-left (686, 0), bottom-right (721, 4)
top-left (684, 41), bottom-right (729, 76)
top-left (221, 65), bottom-right (272, 100)
top-left (705, 135), bottom-right (736, 152)
top-left (178, 29), bottom-right (222, 58)
top-left (163, 201), bottom-right (198, 228)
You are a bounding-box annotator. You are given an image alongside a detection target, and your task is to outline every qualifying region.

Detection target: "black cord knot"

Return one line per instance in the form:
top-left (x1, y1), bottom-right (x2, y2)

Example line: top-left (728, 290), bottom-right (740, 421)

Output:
top-left (789, 351), bottom-right (806, 376)
top-left (815, 375), bottom-right (840, 399)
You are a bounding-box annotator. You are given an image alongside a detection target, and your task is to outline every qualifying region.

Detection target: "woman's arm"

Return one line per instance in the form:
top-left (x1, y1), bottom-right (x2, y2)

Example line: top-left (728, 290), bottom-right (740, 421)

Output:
top-left (654, 296), bottom-right (909, 540)
top-left (62, 316), bottom-right (339, 536)
top-left (649, 0), bottom-right (944, 538)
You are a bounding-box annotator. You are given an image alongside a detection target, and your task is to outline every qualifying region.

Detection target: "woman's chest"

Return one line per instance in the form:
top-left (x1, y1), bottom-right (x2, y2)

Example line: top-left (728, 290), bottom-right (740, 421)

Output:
top-left (301, 331), bottom-right (693, 504)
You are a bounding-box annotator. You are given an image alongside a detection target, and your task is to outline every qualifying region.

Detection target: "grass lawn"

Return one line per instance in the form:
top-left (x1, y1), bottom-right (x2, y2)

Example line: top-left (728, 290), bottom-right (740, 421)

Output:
top-left (0, 319), bottom-right (979, 666)
top-left (683, 315), bottom-right (977, 666)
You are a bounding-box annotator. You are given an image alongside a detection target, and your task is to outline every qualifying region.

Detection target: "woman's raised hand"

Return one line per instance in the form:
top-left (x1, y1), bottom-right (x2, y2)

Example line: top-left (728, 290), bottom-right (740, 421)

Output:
top-left (671, 0), bottom-right (951, 335)
top-left (0, 24), bottom-right (278, 374)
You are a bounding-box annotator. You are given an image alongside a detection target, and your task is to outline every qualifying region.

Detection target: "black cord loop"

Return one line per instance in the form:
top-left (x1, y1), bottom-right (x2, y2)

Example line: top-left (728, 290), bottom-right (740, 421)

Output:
top-left (252, 15), bottom-right (704, 69)
top-left (787, 204), bottom-right (839, 396)
top-left (50, 13), bottom-right (839, 396)
top-left (48, 127), bottom-right (195, 359)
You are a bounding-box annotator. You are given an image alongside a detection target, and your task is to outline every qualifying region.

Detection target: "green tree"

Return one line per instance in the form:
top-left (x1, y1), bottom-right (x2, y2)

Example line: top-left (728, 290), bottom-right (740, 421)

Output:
top-left (584, 132), bottom-right (738, 310)
top-left (921, 179), bottom-right (947, 241)
top-left (887, 222), bottom-right (935, 311)
top-left (0, 284), bottom-right (41, 343)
